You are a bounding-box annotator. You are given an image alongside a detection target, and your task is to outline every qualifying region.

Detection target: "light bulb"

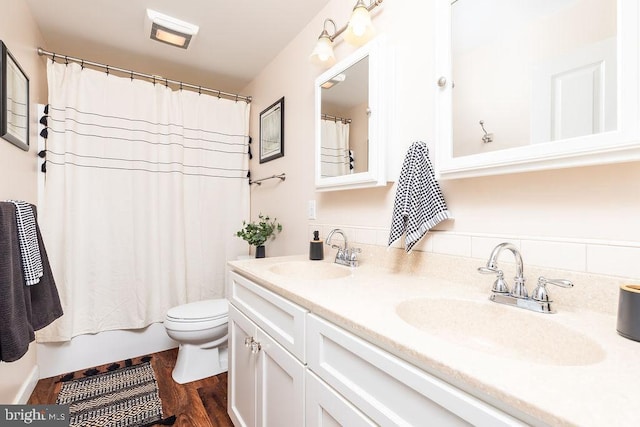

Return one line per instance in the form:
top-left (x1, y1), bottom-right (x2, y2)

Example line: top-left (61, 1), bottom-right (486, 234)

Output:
top-left (349, 7), bottom-right (371, 37)
top-left (344, 2), bottom-right (375, 46)
top-left (309, 33), bottom-right (336, 66)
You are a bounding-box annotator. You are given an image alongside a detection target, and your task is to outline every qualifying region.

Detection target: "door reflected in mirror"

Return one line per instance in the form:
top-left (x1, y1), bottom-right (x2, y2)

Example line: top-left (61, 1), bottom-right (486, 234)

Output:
top-left (451, 0), bottom-right (617, 157)
top-left (320, 56), bottom-right (369, 178)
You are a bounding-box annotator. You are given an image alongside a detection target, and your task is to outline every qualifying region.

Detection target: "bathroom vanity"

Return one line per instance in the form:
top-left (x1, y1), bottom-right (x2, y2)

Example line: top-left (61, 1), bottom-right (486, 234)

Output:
top-left (226, 252), bottom-right (640, 426)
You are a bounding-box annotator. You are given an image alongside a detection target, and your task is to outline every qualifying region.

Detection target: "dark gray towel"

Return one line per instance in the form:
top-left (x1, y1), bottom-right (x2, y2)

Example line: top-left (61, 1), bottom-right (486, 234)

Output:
top-left (0, 202), bottom-right (63, 362)
top-left (388, 141), bottom-right (451, 252)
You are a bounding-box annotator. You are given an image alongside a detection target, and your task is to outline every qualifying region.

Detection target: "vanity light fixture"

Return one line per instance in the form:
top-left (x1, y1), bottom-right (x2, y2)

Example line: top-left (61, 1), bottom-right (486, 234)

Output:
top-left (309, 19), bottom-right (338, 66)
top-left (146, 9), bottom-right (199, 49)
top-left (309, 0), bottom-right (383, 66)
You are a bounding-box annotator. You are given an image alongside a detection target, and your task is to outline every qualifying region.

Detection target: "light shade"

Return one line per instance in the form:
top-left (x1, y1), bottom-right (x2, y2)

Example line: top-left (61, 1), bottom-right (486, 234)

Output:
top-left (147, 9), bottom-right (199, 49)
top-left (309, 32), bottom-right (336, 66)
top-left (343, 1), bottom-right (375, 46)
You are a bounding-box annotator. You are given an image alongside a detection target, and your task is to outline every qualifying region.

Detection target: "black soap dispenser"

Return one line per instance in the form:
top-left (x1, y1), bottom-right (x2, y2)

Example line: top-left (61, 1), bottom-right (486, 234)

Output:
top-left (309, 230), bottom-right (324, 260)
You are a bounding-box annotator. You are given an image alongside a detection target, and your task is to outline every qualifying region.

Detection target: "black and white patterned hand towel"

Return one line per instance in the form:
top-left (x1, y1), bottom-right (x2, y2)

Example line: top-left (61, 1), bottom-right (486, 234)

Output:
top-left (9, 201), bottom-right (43, 285)
top-left (388, 141), bottom-right (451, 252)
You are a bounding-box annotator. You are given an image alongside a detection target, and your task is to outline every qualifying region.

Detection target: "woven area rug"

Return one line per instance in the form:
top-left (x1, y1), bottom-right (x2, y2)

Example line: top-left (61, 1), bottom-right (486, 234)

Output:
top-left (56, 360), bottom-right (174, 427)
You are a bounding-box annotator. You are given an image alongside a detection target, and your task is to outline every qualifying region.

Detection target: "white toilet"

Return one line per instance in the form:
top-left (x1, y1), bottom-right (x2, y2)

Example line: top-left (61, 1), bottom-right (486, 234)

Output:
top-left (164, 299), bottom-right (229, 384)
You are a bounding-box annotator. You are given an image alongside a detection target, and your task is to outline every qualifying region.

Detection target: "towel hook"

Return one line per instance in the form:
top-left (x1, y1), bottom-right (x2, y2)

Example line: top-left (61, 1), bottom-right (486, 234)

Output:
top-left (479, 120), bottom-right (493, 143)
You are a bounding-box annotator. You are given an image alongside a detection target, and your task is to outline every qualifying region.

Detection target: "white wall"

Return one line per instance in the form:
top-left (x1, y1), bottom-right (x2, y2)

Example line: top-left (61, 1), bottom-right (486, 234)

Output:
top-left (244, 0), bottom-right (640, 286)
top-left (243, 0), bottom-right (435, 255)
top-left (0, 0), bottom-right (48, 403)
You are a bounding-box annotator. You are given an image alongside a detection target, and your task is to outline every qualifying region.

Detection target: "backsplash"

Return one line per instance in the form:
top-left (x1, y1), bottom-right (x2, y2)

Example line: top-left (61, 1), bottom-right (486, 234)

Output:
top-left (310, 223), bottom-right (637, 315)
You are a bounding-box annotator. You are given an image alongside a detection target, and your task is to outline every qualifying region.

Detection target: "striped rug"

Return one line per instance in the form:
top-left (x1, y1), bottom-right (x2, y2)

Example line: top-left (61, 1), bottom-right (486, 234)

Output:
top-left (56, 361), bottom-right (174, 427)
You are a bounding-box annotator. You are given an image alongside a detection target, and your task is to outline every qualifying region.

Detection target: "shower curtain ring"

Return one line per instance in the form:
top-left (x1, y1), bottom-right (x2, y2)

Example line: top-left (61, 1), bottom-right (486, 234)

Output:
top-left (64, 56), bottom-right (69, 65)
top-left (52, 53), bottom-right (56, 63)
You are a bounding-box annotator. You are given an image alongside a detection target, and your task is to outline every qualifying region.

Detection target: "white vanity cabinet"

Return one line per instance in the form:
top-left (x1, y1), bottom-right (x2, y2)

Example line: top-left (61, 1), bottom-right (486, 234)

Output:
top-left (227, 271), bottom-right (307, 427)
top-left (227, 269), bottom-right (526, 427)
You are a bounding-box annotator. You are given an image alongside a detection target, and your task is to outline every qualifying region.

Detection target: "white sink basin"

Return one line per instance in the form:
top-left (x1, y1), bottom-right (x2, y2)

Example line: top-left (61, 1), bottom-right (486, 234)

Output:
top-left (268, 261), bottom-right (351, 280)
top-left (396, 298), bottom-right (605, 366)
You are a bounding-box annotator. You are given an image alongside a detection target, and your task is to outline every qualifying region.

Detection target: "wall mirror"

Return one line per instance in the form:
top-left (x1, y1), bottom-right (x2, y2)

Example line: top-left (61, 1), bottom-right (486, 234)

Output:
top-left (315, 37), bottom-right (389, 191)
top-left (436, 0), bottom-right (640, 178)
top-left (0, 41), bottom-right (29, 151)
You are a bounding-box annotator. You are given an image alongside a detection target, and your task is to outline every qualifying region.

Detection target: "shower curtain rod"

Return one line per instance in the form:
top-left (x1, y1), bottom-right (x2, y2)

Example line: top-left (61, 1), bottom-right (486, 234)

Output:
top-left (321, 113), bottom-right (352, 124)
top-left (37, 47), bottom-right (252, 103)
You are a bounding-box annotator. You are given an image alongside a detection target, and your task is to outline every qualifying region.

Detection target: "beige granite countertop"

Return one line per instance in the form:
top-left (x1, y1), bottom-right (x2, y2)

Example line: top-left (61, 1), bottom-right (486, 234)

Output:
top-left (228, 248), bottom-right (640, 427)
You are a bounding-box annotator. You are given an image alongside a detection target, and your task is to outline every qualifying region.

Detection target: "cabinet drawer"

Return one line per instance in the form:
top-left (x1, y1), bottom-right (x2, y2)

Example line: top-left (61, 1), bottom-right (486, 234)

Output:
top-left (228, 271), bottom-right (307, 362)
top-left (307, 314), bottom-right (525, 427)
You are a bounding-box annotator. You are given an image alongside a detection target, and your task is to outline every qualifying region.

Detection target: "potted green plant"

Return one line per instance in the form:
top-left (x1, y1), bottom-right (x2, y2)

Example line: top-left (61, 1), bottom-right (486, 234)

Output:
top-left (236, 214), bottom-right (283, 258)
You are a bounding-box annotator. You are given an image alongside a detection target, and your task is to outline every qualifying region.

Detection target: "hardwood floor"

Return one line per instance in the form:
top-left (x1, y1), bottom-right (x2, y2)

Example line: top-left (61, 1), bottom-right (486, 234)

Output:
top-left (28, 348), bottom-right (234, 427)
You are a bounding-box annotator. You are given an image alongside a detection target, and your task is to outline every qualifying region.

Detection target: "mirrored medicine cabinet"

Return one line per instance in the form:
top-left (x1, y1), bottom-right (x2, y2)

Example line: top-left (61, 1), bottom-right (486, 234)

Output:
top-left (436, 0), bottom-right (640, 179)
top-left (315, 36), bottom-right (390, 191)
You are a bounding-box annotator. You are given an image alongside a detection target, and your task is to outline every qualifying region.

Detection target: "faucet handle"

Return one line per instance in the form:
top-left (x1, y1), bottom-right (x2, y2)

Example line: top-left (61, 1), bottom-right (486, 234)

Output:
top-left (491, 271), bottom-right (510, 294)
top-left (532, 277), bottom-right (574, 302)
top-left (347, 247), bottom-right (361, 266)
top-left (478, 267), bottom-right (510, 293)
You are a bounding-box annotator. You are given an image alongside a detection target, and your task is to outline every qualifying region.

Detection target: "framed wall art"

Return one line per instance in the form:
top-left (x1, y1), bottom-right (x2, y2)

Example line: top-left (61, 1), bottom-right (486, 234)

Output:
top-left (259, 96), bottom-right (284, 163)
top-left (1, 41), bottom-right (29, 151)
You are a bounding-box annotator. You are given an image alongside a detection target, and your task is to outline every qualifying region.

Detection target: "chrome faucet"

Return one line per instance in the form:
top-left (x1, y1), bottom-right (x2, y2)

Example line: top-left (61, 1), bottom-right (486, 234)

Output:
top-left (326, 229), bottom-right (360, 267)
top-left (482, 242), bottom-right (527, 298)
top-left (478, 242), bottom-right (573, 313)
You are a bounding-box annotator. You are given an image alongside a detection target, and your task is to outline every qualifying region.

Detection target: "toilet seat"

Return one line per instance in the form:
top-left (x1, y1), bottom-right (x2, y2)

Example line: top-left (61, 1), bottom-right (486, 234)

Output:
top-left (165, 299), bottom-right (228, 332)
top-left (166, 299), bottom-right (228, 322)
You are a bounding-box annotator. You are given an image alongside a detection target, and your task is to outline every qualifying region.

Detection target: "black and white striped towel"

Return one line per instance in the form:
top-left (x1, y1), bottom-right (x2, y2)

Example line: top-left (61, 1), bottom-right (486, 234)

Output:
top-left (8, 201), bottom-right (43, 285)
top-left (388, 141), bottom-right (451, 252)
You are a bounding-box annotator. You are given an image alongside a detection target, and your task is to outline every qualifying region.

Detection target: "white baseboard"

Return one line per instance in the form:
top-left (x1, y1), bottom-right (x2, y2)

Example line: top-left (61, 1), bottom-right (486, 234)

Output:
top-left (13, 366), bottom-right (39, 404)
top-left (37, 323), bottom-right (178, 379)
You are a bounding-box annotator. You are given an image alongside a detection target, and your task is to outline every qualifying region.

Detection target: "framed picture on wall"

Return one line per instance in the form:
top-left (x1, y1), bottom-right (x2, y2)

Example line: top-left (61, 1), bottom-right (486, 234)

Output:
top-left (259, 96), bottom-right (284, 163)
top-left (0, 41), bottom-right (29, 151)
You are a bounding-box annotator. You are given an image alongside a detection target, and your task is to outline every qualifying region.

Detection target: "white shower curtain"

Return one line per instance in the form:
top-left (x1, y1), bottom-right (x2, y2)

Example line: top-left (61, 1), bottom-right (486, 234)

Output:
top-left (320, 119), bottom-right (351, 177)
top-left (37, 61), bottom-right (250, 342)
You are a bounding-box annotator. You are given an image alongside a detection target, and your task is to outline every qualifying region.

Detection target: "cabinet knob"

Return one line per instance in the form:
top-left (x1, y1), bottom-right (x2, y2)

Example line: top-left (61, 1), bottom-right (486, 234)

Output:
top-left (244, 336), bottom-right (253, 347)
top-left (250, 340), bottom-right (261, 354)
top-left (437, 76), bottom-right (447, 87)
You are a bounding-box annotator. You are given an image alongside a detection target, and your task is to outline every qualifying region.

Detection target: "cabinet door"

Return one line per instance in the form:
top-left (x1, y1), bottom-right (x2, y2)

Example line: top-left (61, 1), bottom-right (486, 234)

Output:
top-left (228, 305), bottom-right (258, 427)
top-left (306, 370), bottom-right (376, 427)
top-left (256, 328), bottom-right (305, 427)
